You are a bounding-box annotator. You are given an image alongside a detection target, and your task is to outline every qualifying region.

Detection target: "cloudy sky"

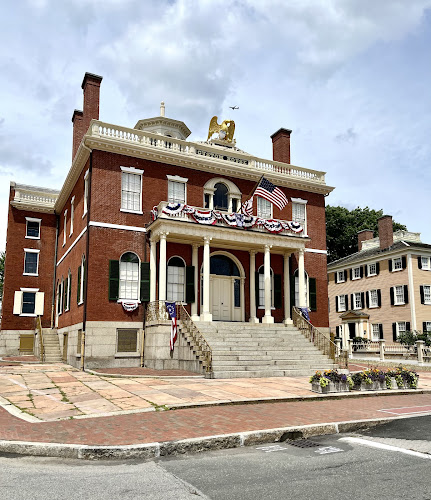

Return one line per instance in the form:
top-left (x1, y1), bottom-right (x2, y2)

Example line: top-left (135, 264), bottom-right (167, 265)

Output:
top-left (1, 0), bottom-right (430, 251)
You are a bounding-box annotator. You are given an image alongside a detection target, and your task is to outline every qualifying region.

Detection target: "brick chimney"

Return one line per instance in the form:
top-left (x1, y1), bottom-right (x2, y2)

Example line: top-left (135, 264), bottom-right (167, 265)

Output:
top-left (357, 229), bottom-right (374, 250)
top-left (378, 215), bottom-right (394, 250)
top-left (71, 109), bottom-right (84, 160)
top-left (270, 128), bottom-right (292, 164)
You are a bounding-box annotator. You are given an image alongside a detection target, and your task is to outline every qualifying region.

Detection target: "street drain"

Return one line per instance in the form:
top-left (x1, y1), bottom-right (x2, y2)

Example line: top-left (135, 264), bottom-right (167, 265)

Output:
top-left (285, 439), bottom-right (320, 449)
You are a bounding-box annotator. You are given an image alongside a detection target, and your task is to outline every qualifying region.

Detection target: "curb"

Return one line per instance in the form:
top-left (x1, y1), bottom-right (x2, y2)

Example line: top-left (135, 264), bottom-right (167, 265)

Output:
top-left (0, 414), bottom-right (423, 461)
top-left (86, 369), bottom-right (204, 380)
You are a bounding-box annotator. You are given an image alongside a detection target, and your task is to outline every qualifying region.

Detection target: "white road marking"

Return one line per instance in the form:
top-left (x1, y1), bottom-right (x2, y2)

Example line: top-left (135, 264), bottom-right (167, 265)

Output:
top-left (256, 445), bottom-right (288, 453)
top-left (339, 437), bottom-right (431, 460)
top-left (314, 446), bottom-right (344, 455)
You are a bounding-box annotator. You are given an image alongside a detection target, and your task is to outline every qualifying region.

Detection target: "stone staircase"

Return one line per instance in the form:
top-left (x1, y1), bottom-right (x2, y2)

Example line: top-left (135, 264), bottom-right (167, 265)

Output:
top-left (193, 322), bottom-right (337, 378)
top-left (41, 329), bottom-right (62, 363)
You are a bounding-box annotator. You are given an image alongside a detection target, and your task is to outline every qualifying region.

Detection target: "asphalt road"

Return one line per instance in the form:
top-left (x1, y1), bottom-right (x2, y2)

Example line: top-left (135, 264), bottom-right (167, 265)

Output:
top-left (2, 416), bottom-right (431, 500)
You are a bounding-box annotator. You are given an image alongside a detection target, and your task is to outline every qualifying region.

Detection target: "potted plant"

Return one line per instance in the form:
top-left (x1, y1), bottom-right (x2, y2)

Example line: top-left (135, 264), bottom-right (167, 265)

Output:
top-left (396, 366), bottom-right (419, 389)
top-left (351, 368), bottom-right (386, 391)
top-left (309, 370), bottom-right (352, 393)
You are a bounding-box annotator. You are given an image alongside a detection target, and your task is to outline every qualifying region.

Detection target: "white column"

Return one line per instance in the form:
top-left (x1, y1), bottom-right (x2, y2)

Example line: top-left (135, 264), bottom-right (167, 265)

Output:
top-left (191, 244), bottom-right (199, 320)
top-left (150, 238), bottom-right (157, 302)
top-left (200, 236), bottom-right (212, 321)
top-left (158, 232), bottom-right (168, 301)
top-left (262, 244), bottom-right (274, 324)
top-left (249, 251), bottom-right (259, 323)
top-left (283, 253), bottom-right (292, 324)
top-left (298, 248), bottom-right (306, 308)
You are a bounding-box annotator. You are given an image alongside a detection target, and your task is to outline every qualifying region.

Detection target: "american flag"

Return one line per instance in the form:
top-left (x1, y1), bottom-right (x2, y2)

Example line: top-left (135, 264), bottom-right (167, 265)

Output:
top-left (254, 177), bottom-right (288, 211)
top-left (165, 302), bottom-right (177, 351)
top-left (241, 197), bottom-right (253, 216)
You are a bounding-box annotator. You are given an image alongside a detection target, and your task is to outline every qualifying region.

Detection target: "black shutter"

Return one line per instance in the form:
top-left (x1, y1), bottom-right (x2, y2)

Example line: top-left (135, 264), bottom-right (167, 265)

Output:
top-left (344, 270), bottom-right (347, 282)
top-left (255, 271), bottom-right (260, 309)
top-left (334, 272), bottom-right (338, 284)
top-left (377, 289), bottom-right (382, 307)
top-left (309, 277), bottom-right (317, 312)
top-left (390, 287), bottom-right (394, 305)
top-left (379, 324), bottom-right (384, 340)
top-left (185, 266), bottom-right (195, 303)
top-left (406, 322), bottom-right (411, 331)
top-left (392, 323), bottom-right (397, 341)
top-left (350, 294), bottom-right (354, 309)
top-left (336, 326), bottom-right (340, 337)
top-left (140, 262), bottom-right (150, 302)
top-left (424, 322), bottom-right (427, 333)
top-left (389, 259), bottom-right (393, 272)
top-left (376, 262), bottom-right (380, 275)
top-left (366, 291), bottom-right (370, 309)
top-left (365, 265), bottom-right (369, 277)
top-left (274, 274), bottom-right (282, 309)
top-left (77, 265), bottom-right (81, 303)
top-left (361, 292), bottom-right (365, 309)
top-left (360, 266), bottom-right (364, 278)
top-left (349, 269), bottom-right (353, 281)
top-left (335, 296), bottom-right (339, 312)
top-left (345, 294), bottom-right (349, 310)
top-left (404, 285), bottom-right (409, 304)
top-left (418, 256), bottom-right (422, 269)
top-left (109, 260), bottom-right (120, 301)
top-left (402, 256), bottom-right (407, 269)
top-left (420, 286), bottom-right (425, 304)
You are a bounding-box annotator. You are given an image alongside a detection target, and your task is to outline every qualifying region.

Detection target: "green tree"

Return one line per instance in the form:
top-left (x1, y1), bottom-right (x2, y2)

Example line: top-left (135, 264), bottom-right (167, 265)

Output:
top-left (326, 206), bottom-right (407, 263)
top-left (0, 251), bottom-right (4, 299)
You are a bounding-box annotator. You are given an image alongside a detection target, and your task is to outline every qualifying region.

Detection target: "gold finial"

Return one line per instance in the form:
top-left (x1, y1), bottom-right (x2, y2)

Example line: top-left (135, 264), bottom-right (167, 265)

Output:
top-left (207, 116), bottom-right (236, 143)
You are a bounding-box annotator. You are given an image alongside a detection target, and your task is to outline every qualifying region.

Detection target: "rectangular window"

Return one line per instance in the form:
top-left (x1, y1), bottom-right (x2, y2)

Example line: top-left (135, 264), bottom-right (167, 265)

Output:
top-left (397, 321), bottom-right (407, 337)
top-left (83, 170), bottom-right (89, 217)
top-left (291, 198), bottom-right (307, 233)
top-left (372, 324), bottom-right (380, 341)
top-left (425, 322), bottom-right (431, 333)
top-left (121, 167), bottom-right (144, 213)
top-left (337, 271), bottom-right (345, 283)
top-left (352, 267), bottom-right (361, 280)
top-left (421, 257), bottom-right (431, 270)
top-left (167, 266), bottom-right (185, 302)
top-left (353, 292), bottom-right (362, 310)
top-left (22, 292), bottom-right (36, 314)
top-left (369, 289), bottom-right (378, 308)
top-left (63, 210), bottom-right (67, 246)
top-left (394, 285), bottom-right (405, 305)
top-left (119, 261), bottom-right (139, 300)
top-left (70, 196), bottom-right (75, 236)
top-left (367, 263), bottom-right (377, 276)
top-left (424, 285), bottom-right (431, 305)
top-left (393, 257), bottom-right (403, 271)
top-left (257, 197), bottom-right (272, 219)
top-left (338, 295), bottom-right (346, 312)
top-left (26, 218), bottom-right (41, 239)
top-left (167, 175), bottom-right (188, 204)
top-left (117, 329), bottom-right (138, 353)
top-left (24, 250), bottom-right (39, 275)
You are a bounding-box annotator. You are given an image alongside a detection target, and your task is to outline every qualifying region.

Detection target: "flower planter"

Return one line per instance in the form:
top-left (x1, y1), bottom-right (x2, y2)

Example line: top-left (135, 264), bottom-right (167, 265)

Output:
top-left (353, 381), bottom-right (385, 391)
top-left (311, 381), bottom-right (350, 393)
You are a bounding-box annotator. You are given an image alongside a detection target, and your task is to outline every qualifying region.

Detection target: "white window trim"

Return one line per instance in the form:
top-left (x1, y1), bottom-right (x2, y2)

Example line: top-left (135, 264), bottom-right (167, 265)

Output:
top-left (23, 248), bottom-right (40, 276)
top-left (371, 324), bottom-right (380, 341)
top-left (18, 288), bottom-right (40, 317)
top-left (258, 265), bottom-right (275, 309)
top-left (167, 255), bottom-right (186, 303)
top-left (423, 285), bottom-right (431, 305)
top-left (396, 321), bottom-right (407, 338)
top-left (337, 271), bottom-right (345, 283)
top-left (167, 174), bottom-right (188, 205)
top-left (352, 266), bottom-right (361, 280)
top-left (78, 257), bottom-right (85, 305)
top-left (119, 252), bottom-right (141, 301)
top-left (257, 196), bottom-right (273, 219)
top-left (203, 178), bottom-right (242, 212)
top-left (392, 257), bottom-right (403, 272)
top-left (353, 292), bottom-right (362, 310)
top-left (425, 321), bottom-right (431, 333)
top-left (120, 166), bottom-right (144, 214)
top-left (367, 263), bottom-right (377, 277)
top-left (337, 295), bottom-right (346, 312)
top-left (83, 169), bottom-right (89, 218)
top-left (63, 210), bottom-right (68, 247)
top-left (65, 272), bottom-right (72, 312)
top-left (25, 217), bottom-right (41, 240)
top-left (394, 285), bottom-right (405, 306)
top-left (70, 196), bottom-right (75, 236)
top-left (368, 289), bottom-right (379, 308)
top-left (421, 256), bottom-right (431, 271)
top-left (291, 197), bottom-right (308, 235)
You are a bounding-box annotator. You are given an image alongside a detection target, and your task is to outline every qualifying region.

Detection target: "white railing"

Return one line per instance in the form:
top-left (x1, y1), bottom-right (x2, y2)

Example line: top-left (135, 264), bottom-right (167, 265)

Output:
top-left (89, 120), bottom-right (326, 184)
top-left (13, 186), bottom-right (58, 208)
top-left (154, 201), bottom-right (306, 237)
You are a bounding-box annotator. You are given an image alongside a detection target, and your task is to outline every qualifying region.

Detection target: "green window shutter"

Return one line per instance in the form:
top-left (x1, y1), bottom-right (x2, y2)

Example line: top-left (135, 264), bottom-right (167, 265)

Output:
top-left (255, 271), bottom-right (260, 308)
top-left (109, 260), bottom-right (120, 301)
top-left (309, 277), bottom-right (317, 312)
top-left (68, 275), bottom-right (72, 309)
top-left (140, 262), bottom-right (150, 302)
top-left (77, 266), bottom-right (81, 304)
top-left (274, 274), bottom-right (282, 309)
top-left (185, 266), bottom-right (195, 303)
top-left (83, 259), bottom-right (87, 301)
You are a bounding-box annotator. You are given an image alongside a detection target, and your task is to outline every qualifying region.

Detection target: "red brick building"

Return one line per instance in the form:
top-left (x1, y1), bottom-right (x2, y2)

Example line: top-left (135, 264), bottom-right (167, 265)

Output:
top-left (1, 73), bottom-right (334, 371)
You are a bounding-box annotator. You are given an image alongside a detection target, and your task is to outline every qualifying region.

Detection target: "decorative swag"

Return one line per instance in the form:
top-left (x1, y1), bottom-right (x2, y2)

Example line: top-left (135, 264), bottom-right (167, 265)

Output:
top-left (155, 203), bottom-right (303, 234)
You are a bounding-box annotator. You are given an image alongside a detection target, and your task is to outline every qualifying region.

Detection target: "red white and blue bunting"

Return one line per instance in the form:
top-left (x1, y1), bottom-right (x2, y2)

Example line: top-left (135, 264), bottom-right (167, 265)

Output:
top-left (120, 300), bottom-right (139, 312)
top-left (156, 203), bottom-right (303, 234)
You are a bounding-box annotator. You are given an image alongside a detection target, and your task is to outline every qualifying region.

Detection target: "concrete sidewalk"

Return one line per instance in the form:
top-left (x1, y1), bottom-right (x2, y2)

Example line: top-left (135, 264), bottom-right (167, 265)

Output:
top-left (1, 362), bottom-right (431, 459)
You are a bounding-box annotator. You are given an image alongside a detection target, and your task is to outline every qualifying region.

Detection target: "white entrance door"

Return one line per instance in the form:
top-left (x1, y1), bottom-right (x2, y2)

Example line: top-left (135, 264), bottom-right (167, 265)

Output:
top-left (211, 277), bottom-right (232, 321)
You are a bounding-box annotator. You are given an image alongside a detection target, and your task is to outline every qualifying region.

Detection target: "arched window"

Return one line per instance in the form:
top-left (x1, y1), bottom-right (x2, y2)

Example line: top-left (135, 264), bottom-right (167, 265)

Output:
top-left (203, 178), bottom-right (241, 212)
top-left (210, 255), bottom-right (240, 276)
top-left (167, 256), bottom-right (185, 302)
top-left (213, 183), bottom-right (228, 210)
top-left (258, 265), bottom-right (274, 308)
top-left (119, 252), bottom-right (140, 300)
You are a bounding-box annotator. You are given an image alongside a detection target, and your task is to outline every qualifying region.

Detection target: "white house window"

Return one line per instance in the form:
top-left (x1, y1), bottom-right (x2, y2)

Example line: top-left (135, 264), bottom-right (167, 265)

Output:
top-left (70, 196), bottom-right (75, 236)
top-left (258, 265), bottom-right (274, 308)
top-left (372, 324), bottom-right (380, 341)
top-left (353, 292), bottom-right (362, 310)
top-left (167, 257), bottom-right (185, 302)
top-left (23, 249), bottom-right (40, 276)
top-left (203, 178), bottom-right (241, 212)
top-left (294, 270), bottom-right (309, 308)
top-left (257, 197), bottom-right (272, 219)
top-left (352, 267), bottom-right (361, 280)
top-left (369, 289), bottom-right (379, 308)
top-left (83, 169), bottom-right (89, 217)
top-left (393, 257), bottom-right (403, 271)
top-left (120, 166), bottom-right (144, 213)
top-left (421, 257), bottom-right (431, 270)
top-left (78, 256), bottom-right (85, 305)
top-left (394, 285), bottom-right (405, 305)
top-left (367, 263), bottom-right (377, 276)
top-left (119, 252), bottom-right (140, 300)
top-left (425, 321), bottom-right (431, 333)
top-left (63, 210), bottom-right (67, 246)
top-left (291, 198), bottom-right (307, 234)
top-left (25, 217), bottom-right (41, 239)
top-left (65, 271), bottom-right (71, 312)
top-left (396, 321), bottom-right (407, 337)
top-left (338, 295), bottom-right (346, 312)
top-left (13, 288), bottom-right (43, 317)
top-left (337, 271), bottom-right (345, 283)
top-left (167, 175), bottom-right (187, 204)
top-left (423, 285), bottom-right (431, 305)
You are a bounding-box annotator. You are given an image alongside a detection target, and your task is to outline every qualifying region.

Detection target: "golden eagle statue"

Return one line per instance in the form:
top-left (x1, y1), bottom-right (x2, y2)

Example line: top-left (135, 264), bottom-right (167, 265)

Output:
top-left (207, 116), bottom-right (235, 143)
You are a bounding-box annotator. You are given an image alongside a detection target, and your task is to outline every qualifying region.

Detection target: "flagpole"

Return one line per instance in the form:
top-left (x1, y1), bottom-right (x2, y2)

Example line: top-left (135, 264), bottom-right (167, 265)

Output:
top-left (237, 174), bottom-right (264, 213)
